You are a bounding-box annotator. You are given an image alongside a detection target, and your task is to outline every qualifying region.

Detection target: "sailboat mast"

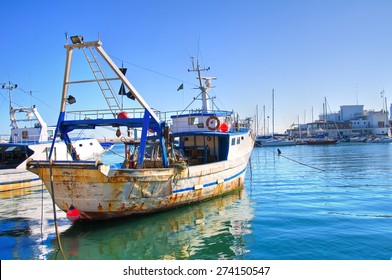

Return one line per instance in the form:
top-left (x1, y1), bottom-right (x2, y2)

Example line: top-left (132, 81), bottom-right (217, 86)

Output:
top-left (272, 89), bottom-right (275, 137)
top-left (324, 96), bottom-right (327, 130)
top-left (385, 97), bottom-right (391, 136)
top-left (256, 105), bottom-right (259, 135)
top-left (385, 95), bottom-right (389, 134)
top-left (263, 105), bottom-right (266, 136)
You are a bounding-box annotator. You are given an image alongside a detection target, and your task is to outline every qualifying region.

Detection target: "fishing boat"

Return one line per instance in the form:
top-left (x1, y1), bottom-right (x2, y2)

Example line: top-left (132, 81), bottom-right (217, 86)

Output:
top-left (26, 35), bottom-right (255, 221)
top-left (0, 84), bottom-right (111, 198)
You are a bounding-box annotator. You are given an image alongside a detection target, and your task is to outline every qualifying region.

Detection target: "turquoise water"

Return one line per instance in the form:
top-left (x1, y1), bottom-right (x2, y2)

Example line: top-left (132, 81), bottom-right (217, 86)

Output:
top-left (1, 143), bottom-right (392, 260)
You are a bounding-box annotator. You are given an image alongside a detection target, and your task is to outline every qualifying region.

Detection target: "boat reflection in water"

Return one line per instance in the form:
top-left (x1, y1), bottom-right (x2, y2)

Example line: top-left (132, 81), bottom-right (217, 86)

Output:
top-left (0, 188), bottom-right (69, 260)
top-left (49, 187), bottom-right (254, 260)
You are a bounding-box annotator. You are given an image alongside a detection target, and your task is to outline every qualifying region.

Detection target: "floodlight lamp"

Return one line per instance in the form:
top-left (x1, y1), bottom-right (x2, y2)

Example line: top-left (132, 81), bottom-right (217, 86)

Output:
top-left (70, 35), bottom-right (84, 44)
top-left (67, 95), bottom-right (76, 104)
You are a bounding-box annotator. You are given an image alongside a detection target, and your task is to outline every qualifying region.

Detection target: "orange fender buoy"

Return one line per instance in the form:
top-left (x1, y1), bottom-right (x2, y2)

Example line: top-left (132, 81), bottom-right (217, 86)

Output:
top-left (118, 111), bottom-right (129, 119)
top-left (220, 122), bottom-right (229, 132)
top-left (66, 204), bottom-right (80, 222)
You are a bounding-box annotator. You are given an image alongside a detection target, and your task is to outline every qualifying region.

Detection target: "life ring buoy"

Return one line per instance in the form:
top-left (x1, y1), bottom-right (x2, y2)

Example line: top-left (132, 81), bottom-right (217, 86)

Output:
top-left (206, 116), bottom-right (220, 130)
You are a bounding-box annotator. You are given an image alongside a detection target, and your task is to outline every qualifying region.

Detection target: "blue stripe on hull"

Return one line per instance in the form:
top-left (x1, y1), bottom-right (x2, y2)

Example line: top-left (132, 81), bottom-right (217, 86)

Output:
top-left (172, 167), bottom-right (247, 194)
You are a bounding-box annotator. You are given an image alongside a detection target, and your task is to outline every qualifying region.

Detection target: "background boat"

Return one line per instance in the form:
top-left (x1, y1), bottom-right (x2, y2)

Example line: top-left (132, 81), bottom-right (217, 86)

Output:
top-left (0, 84), bottom-right (110, 198)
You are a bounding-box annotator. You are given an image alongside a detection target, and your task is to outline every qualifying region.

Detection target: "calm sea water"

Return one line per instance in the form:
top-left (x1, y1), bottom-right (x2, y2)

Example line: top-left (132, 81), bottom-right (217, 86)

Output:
top-left (1, 143), bottom-right (392, 260)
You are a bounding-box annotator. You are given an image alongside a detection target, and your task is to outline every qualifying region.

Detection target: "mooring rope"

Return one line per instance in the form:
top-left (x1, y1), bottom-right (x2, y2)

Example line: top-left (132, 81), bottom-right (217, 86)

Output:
top-left (40, 181), bottom-right (44, 236)
top-left (264, 147), bottom-right (326, 172)
top-left (48, 161), bottom-right (67, 259)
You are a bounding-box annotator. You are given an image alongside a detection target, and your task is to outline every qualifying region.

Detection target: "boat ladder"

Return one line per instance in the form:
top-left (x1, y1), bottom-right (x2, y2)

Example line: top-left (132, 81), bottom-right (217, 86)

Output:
top-left (82, 46), bottom-right (121, 117)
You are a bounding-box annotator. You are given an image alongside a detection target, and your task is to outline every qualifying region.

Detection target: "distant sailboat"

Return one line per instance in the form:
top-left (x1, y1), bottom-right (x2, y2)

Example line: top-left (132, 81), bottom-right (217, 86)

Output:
top-left (306, 97), bottom-right (338, 145)
top-left (257, 89), bottom-right (295, 147)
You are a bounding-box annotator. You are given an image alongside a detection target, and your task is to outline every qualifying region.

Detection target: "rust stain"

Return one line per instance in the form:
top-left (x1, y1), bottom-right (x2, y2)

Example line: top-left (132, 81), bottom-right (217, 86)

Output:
top-left (168, 194), bottom-right (178, 204)
top-left (194, 189), bottom-right (202, 197)
top-left (197, 171), bottom-right (203, 185)
top-left (97, 203), bottom-right (103, 212)
top-left (118, 203), bottom-right (126, 211)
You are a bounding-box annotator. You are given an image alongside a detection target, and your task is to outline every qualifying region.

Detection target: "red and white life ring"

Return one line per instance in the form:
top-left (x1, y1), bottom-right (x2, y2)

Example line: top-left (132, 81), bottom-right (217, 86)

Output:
top-left (206, 116), bottom-right (220, 130)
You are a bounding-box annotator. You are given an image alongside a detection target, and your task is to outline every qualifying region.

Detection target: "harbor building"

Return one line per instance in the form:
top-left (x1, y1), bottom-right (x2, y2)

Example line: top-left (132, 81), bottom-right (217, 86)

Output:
top-left (287, 104), bottom-right (390, 138)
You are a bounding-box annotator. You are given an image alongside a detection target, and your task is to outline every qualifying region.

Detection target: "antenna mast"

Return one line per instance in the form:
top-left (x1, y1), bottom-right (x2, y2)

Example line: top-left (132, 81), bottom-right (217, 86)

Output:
top-left (1, 81), bottom-right (18, 123)
top-left (188, 57), bottom-right (215, 113)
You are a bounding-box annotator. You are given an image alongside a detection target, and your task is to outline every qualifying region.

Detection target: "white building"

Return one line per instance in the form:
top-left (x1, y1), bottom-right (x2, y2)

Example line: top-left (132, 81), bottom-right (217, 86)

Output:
top-left (340, 105), bottom-right (364, 121)
top-left (288, 104), bottom-right (390, 137)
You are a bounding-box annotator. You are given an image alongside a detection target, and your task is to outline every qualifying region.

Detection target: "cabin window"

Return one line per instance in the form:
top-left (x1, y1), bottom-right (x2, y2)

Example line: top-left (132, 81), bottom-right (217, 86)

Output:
top-left (237, 137), bottom-right (240, 144)
top-left (231, 138), bottom-right (236, 145)
top-left (188, 117), bottom-right (199, 125)
top-left (173, 137), bottom-right (180, 148)
top-left (47, 130), bottom-right (54, 140)
top-left (22, 131), bottom-right (28, 139)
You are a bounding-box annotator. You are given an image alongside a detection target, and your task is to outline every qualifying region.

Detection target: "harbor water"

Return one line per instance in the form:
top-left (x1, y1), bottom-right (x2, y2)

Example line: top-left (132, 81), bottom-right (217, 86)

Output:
top-left (1, 143), bottom-right (392, 260)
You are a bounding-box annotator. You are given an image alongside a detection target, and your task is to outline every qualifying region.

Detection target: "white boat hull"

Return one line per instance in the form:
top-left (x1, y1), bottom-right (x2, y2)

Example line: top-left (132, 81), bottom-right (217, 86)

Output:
top-left (0, 169), bottom-right (43, 198)
top-left (0, 139), bottom-right (107, 198)
top-left (258, 140), bottom-right (296, 147)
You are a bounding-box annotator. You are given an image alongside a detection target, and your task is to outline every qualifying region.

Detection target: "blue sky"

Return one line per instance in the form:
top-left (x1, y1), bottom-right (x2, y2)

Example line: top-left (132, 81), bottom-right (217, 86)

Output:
top-left (1, 0), bottom-right (392, 137)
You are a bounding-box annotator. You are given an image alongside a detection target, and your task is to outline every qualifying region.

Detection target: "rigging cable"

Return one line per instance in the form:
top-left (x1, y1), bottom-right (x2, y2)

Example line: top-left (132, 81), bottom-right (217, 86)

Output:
top-left (110, 55), bottom-right (196, 86)
top-left (109, 54), bottom-right (202, 95)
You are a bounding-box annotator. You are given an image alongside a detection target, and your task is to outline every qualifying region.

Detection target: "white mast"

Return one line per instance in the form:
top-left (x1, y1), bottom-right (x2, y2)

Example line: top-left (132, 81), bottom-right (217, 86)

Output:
top-left (272, 89), bottom-right (275, 137)
top-left (256, 105), bottom-right (259, 135)
top-left (188, 57), bottom-right (216, 113)
top-left (1, 82), bottom-right (18, 124)
top-left (263, 105), bottom-right (266, 136)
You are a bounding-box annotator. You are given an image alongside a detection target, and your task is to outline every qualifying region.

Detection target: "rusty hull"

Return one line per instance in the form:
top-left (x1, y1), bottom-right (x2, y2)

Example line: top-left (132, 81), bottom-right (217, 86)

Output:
top-left (27, 158), bottom-right (249, 220)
